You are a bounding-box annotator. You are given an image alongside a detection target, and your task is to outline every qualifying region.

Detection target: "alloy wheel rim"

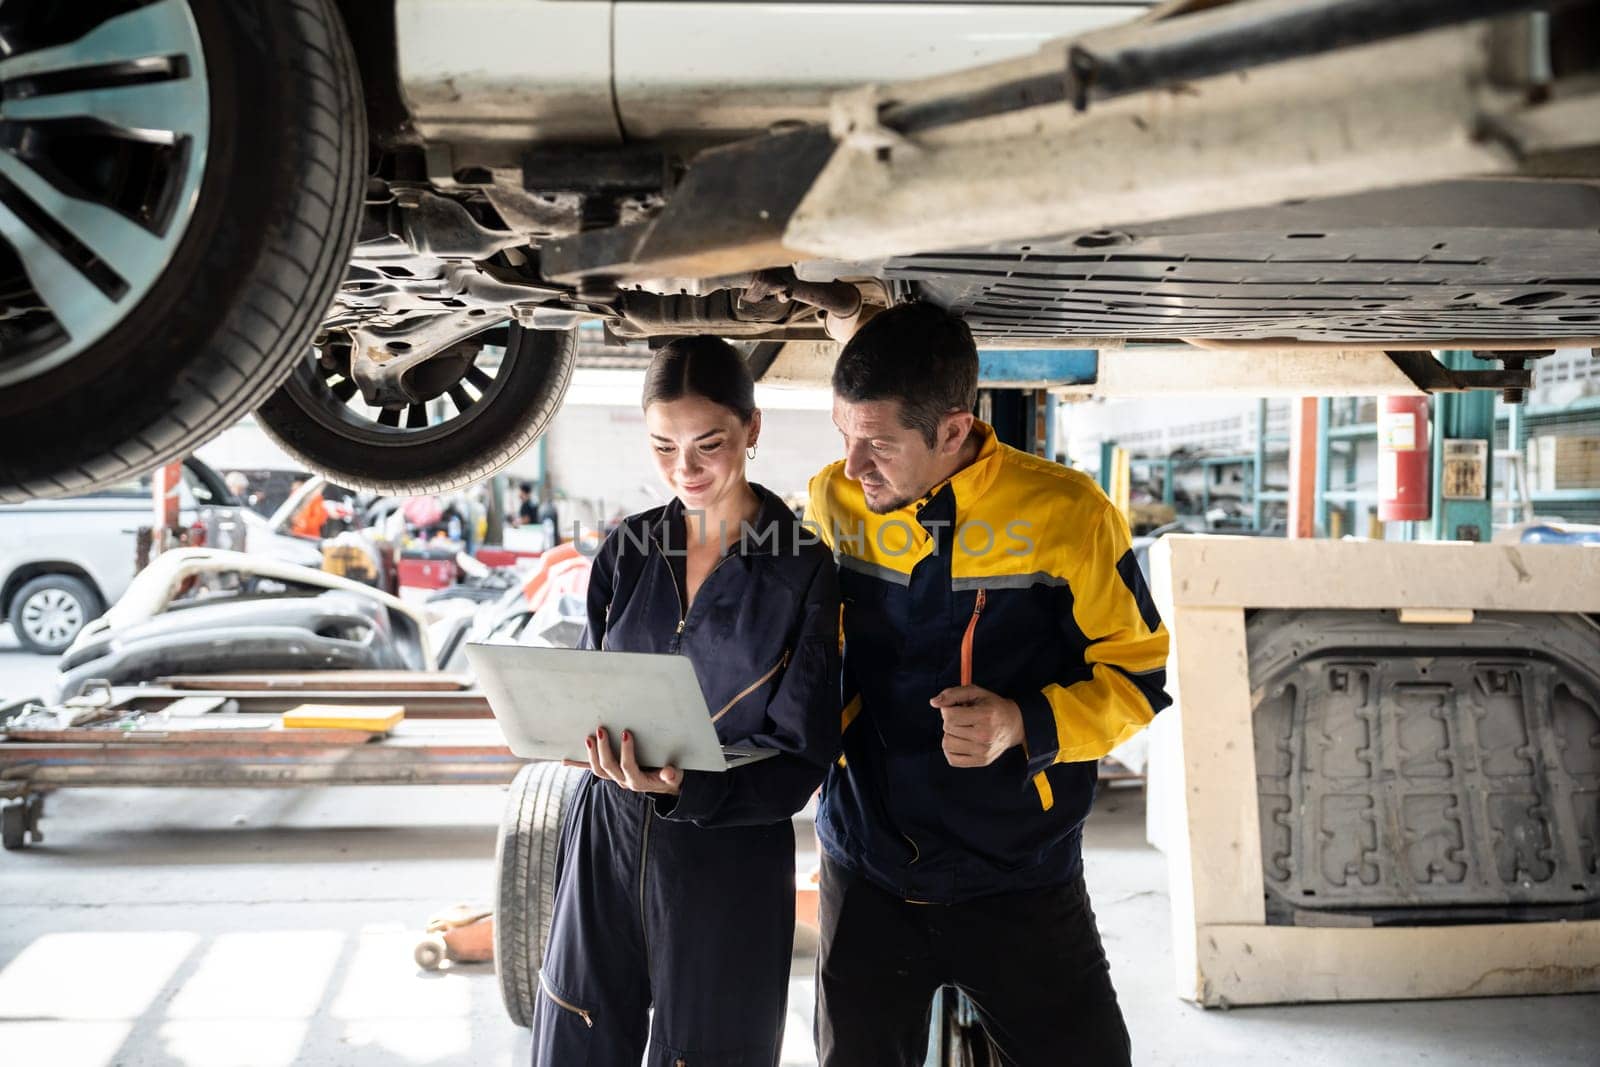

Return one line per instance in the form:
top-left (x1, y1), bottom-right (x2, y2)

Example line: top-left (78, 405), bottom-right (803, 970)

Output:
top-left (0, 0), bottom-right (210, 388)
top-left (294, 322), bottom-right (520, 447)
top-left (21, 587), bottom-right (83, 645)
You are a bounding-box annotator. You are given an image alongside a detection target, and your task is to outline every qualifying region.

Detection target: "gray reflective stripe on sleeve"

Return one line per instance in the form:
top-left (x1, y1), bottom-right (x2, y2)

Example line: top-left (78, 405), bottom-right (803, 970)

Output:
top-left (950, 572), bottom-right (1069, 592)
top-left (1106, 662), bottom-right (1174, 716)
top-left (837, 553), bottom-right (912, 587)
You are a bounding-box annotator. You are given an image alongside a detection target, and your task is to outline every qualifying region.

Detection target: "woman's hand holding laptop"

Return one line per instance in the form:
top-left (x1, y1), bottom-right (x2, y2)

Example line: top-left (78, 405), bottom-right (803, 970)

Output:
top-left (562, 726), bottom-right (683, 796)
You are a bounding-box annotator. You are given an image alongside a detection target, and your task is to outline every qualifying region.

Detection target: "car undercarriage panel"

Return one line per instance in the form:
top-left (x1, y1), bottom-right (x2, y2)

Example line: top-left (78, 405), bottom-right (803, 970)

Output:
top-left (893, 180), bottom-right (1600, 345)
top-left (1248, 608), bottom-right (1600, 926)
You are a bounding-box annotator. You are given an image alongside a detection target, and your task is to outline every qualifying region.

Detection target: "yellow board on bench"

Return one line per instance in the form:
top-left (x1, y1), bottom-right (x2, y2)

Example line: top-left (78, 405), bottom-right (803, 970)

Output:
top-left (281, 704), bottom-right (405, 732)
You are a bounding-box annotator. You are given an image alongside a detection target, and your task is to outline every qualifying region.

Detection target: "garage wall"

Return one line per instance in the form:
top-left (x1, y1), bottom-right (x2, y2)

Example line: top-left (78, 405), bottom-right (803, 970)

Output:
top-left (195, 416), bottom-right (306, 473)
top-left (1062, 395), bottom-right (1275, 470)
top-left (542, 371), bottom-right (838, 532)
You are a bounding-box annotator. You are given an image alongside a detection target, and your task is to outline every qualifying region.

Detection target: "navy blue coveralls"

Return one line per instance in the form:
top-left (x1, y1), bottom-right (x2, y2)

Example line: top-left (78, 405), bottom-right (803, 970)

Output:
top-left (532, 487), bottom-right (841, 1067)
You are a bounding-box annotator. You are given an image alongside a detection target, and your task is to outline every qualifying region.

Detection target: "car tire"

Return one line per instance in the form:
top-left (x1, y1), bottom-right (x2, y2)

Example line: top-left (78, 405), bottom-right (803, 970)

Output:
top-left (494, 761), bottom-right (585, 1028)
top-left (1, 803), bottom-right (26, 851)
top-left (255, 324), bottom-right (578, 495)
top-left (0, 0), bottom-right (366, 503)
top-left (10, 573), bottom-right (102, 655)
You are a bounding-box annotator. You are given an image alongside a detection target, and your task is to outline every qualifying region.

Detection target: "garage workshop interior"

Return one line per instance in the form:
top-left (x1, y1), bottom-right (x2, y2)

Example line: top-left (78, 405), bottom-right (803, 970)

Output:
top-left (0, 1), bottom-right (1596, 1065)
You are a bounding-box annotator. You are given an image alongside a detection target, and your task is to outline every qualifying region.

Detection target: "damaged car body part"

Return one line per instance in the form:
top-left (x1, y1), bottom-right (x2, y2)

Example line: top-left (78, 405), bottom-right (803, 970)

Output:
top-left (51, 591), bottom-right (425, 702)
top-left (51, 548), bottom-right (432, 700)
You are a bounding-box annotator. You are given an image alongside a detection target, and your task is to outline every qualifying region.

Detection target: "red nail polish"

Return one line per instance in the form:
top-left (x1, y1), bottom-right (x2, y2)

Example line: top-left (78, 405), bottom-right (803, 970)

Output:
top-left (623, 730), bottom-right (632, 742)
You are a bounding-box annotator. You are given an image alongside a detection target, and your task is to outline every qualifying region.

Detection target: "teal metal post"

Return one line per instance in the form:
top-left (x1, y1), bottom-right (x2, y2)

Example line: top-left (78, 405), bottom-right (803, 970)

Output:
top-left (1314, 397), bottom-right (1331, 537)
top-left (1252, 399), bottom-right (1268, 531)
top-left (1099, 440), bottom-right (1116, 494)
top-left (1429, 351), bottom-right (1496, 541)
top-left (1429, 393), bottom-right (1447, 541)
top-left (1343, 404), bottom-right (1361, 536)
top-left (1163, 456), bottom-right (1176, 507)
top-left (1505, 398), bottom-right (1524, 520)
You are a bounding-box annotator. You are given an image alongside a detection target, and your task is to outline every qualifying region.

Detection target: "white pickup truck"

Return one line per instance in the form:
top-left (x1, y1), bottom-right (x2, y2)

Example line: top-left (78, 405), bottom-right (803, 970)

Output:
top-left (0, 456), bottom-right (249, 652)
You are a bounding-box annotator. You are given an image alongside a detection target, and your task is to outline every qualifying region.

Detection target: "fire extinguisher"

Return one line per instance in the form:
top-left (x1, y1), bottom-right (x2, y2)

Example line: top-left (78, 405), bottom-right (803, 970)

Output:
top-left (1378, 395), bottom-right (1431, 522)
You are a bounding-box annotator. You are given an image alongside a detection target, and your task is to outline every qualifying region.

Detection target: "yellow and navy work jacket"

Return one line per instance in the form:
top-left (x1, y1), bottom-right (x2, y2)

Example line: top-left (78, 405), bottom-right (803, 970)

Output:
top-left (807, 423), bottom-right (1170, 903)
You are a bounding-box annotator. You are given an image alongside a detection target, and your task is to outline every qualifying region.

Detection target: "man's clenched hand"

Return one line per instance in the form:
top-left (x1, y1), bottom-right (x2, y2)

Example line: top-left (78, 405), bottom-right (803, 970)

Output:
top-left (930, 685), bottom-right (1024, 768)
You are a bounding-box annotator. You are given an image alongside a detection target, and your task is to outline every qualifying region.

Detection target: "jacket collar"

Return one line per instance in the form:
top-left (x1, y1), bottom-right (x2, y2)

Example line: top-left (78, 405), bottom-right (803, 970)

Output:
top-left (649, 483), bottom-right (798, 559)
top-left (909, 420), bottom-right (1003, 519)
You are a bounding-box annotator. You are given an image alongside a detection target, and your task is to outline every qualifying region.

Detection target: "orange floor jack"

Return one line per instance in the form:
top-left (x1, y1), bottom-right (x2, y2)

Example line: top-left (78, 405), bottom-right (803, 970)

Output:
top-left (414, 906), bottom-right (495, 970)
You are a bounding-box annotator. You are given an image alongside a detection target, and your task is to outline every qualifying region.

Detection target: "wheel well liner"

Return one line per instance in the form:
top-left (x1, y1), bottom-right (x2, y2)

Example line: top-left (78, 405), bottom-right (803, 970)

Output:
top-left (330, 0), bottom-right (418, 150)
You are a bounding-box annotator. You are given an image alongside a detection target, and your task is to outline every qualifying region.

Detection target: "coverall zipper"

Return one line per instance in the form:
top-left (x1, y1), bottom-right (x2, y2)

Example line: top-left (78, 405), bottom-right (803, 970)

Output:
top-left (639, 802), bottom-right (653, 973)
top-left (908, 589), bottom-right (989, 866)
top-left (653, 536), bottom-right (735, 651)
top-left (642, 531), bottom-right (737, 969)
top-left (539, 974), bottom-right (594, 1028)
top-left (712, 649), bottom-right (790, 723)
top-left (960, 587), bottom-right (986, 686)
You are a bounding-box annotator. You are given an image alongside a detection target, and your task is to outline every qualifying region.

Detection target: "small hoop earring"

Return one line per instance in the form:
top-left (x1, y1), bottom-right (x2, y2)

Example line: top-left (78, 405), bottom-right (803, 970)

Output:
top-left (746, 446), bottom-right (758, 460)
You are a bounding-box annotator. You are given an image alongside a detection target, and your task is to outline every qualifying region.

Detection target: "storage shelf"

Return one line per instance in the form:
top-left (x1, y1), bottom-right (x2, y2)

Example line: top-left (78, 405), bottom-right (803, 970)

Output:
top-left (1530, 489), bottom-right (1600, 503)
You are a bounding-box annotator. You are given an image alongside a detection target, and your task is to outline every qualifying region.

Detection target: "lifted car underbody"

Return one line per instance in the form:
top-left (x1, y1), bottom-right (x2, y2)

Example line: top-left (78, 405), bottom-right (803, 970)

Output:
top-left (5, 0), bottom-right (1598, 503)
top-left (320, 0), bottom-right (1600, 413)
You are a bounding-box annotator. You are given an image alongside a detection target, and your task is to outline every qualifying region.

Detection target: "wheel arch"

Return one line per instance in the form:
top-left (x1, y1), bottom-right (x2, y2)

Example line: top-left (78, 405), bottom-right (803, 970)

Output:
top-left (2, 562), bottom-right (105, 621)
top-left (330, 0), bottom-right (419, 151)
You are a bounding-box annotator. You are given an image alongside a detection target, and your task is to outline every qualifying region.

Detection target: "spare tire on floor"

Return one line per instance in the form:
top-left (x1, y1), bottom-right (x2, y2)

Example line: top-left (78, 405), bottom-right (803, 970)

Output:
top-left (495, 761), bottom-right (585, 1028)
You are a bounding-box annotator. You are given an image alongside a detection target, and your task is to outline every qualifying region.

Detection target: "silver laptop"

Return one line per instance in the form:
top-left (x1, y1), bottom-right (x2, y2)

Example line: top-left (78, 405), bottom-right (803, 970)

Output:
top-left (465, 643), bottom-right (779, 772)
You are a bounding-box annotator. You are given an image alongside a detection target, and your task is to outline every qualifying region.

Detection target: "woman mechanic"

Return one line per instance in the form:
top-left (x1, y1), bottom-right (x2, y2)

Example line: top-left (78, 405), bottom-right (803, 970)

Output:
top-left (532, 336), bottom-right (841, 1067)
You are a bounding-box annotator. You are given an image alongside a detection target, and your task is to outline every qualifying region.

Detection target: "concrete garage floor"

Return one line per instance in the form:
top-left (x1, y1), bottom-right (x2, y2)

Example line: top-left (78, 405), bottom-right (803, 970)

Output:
top-left (2, 633), bottom-right (1596, 1066)
top-left (0, 780), bottom-right (1595, 1067)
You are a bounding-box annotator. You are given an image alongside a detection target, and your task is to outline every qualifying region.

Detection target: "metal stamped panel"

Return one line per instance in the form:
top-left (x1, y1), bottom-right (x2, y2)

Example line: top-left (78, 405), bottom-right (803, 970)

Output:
top-left (893, 180), bottom-right (1600, 344)
top-left (1248, 609), bottom-right (1600, 923)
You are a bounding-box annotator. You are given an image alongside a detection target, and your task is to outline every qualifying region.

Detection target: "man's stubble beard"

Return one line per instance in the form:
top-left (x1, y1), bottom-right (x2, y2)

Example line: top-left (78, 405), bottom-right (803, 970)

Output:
top-left (865, 491), bottom-right (916, 515)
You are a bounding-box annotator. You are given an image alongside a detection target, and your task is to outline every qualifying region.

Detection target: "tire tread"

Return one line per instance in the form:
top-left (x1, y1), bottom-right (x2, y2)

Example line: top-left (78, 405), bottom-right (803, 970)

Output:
top-left (494, 763), bottom-right (583, 1028)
